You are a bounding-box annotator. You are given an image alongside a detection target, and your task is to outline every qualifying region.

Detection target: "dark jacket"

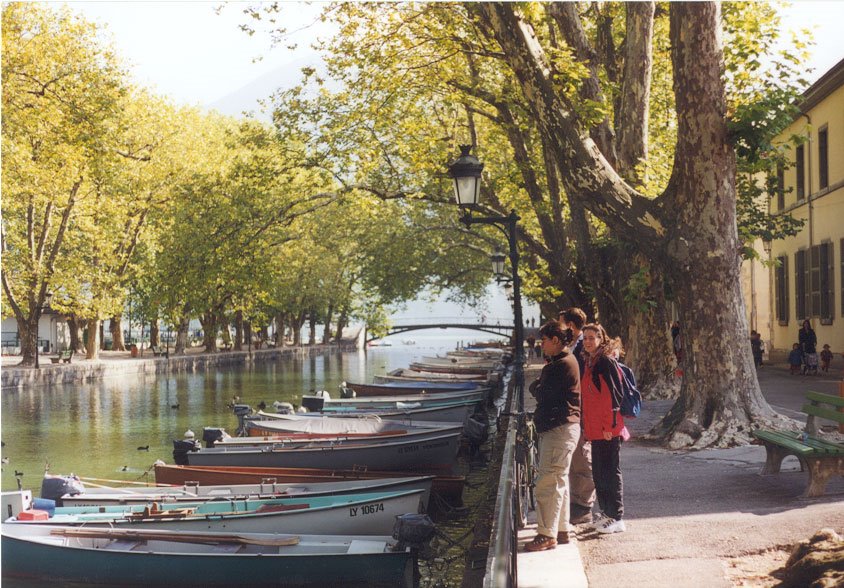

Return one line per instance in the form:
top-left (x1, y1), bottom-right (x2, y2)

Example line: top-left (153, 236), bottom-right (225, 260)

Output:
top-left (799, 328), bottom-right (817, 354)
top-left (531, 351), bottom-right (581, 433)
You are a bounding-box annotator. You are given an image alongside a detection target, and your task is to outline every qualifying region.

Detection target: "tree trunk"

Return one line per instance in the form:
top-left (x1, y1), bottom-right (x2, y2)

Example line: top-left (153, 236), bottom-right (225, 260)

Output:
top-left (308, 311), bottom-right (317, 345)
top-left (86, 319), bottom-right (100, 360)
top-left (244, 321), bottom-right (252, 349)
top-left (334, 309), bottom-right (348, 342)
top-left (67, 315), bottom-right (86, 353)
top-left (322, 304), bottom-right (334, 344)
top-left (174, 316), bottom-right (190, 355)
top-left (109, 314), bottom-right (125, 351)
top-left (275, 312), bottom-right (286, 346)
top-left (149, 320), bottom-right (160, 347)
top-left (475, 2), bottom-right (777, 447)
top-left (200, 313), bottom-right (217, 353)
top-left (16, 316), bottom-right (37, 367)
top-left (292, 311), bottom-right (306, 346)
top-left (234, 310), bottom-right (244, 352)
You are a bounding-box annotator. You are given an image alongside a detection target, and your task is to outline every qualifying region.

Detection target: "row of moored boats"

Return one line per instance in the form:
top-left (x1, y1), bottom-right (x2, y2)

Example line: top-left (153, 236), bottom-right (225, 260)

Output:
top-left (1, 346), bottom-right (509, 587)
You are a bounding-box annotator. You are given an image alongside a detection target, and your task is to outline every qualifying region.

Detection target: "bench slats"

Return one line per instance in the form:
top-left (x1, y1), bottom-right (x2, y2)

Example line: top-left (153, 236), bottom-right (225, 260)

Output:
top-left (753, 429), bottom-right (844, 455)
top-left (805, 391), bottom-right (844, 408)
top-left (801, 403), bottom-right (844, 425)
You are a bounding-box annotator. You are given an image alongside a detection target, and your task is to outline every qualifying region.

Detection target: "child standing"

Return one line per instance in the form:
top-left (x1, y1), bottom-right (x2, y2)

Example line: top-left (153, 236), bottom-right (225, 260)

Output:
top-left (820, 344), bottom-right (833, 373)
top-left (788, 343), bottom-right (803, 375)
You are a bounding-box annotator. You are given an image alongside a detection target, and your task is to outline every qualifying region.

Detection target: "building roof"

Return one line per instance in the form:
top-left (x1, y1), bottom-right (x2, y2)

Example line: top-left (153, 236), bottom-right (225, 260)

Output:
top-left (800, 57), bottom-right (844, 113)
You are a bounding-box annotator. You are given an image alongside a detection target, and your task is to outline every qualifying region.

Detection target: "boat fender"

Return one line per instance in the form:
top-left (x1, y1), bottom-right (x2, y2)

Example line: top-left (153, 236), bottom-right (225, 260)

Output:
top-left (392, 513), bottom-right (436, 548)
top-left (31, 498), bottom-right (56, 516)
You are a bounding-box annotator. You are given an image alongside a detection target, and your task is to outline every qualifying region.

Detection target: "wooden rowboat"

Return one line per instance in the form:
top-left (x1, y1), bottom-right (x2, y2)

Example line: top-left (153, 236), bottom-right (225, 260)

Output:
top-left (58, 475), bottom-right (434, 510)
top-left (341, 380), bottom-right (485, 397)
top-left (1, 524), bottom-right (414, 588)
top-left (6, 489), bottom-right (425, 536)
top-left (154, 463), bottom-right (466, 504)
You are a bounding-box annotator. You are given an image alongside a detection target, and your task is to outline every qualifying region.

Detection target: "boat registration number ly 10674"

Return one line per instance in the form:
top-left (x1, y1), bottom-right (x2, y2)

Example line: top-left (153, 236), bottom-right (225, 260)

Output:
top-left (349, 502), bottom-right (384, 517)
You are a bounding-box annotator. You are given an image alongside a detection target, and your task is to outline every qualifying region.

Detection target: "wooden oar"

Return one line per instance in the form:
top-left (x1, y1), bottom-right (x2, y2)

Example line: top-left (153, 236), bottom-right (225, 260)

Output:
top-left (50, 527), bottom-right (300, 547)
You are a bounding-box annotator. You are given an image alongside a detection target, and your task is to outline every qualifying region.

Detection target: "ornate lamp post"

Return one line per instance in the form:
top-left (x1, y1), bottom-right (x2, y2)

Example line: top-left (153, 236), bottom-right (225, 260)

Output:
top-left (34, 292), bottom-right (53, 370)
top-left (449, 145), bottom-right (525, 410)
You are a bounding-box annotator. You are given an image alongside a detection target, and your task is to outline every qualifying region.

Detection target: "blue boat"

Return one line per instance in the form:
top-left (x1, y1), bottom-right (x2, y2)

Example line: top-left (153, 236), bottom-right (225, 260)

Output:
top-left (2, 524), bottom-right (414, 587)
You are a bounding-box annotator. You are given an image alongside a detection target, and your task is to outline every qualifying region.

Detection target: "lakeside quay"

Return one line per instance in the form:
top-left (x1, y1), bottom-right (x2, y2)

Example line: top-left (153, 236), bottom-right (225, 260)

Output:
top-left (1, 344), bottom-right (350, 391)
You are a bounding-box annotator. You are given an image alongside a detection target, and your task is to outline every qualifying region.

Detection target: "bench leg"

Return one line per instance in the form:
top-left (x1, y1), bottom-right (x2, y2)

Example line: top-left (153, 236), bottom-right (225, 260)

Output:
top-left (803, 457), bottom-right (844, 498)
top-left (761, 444), bottom-right (790, 475)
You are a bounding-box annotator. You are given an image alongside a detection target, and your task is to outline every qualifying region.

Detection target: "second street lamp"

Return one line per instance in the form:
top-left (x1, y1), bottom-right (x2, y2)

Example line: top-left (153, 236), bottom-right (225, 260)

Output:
top-left (449, 145), bottom-right (526, 411)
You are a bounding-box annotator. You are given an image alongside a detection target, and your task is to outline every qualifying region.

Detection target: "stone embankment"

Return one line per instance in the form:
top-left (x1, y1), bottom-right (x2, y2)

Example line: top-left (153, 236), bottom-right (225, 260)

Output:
top-left (1, 344), bottom-right (348, 391)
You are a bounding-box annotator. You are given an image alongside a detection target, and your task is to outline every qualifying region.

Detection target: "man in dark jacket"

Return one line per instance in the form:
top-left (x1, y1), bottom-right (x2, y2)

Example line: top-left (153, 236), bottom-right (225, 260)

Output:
top-left (524, 320), bottom-right (581, 552)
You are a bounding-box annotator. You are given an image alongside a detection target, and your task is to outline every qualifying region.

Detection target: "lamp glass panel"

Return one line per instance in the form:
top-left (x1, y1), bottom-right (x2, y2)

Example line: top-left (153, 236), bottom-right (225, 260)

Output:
top-left (454, 177), bottom-right (479, 206)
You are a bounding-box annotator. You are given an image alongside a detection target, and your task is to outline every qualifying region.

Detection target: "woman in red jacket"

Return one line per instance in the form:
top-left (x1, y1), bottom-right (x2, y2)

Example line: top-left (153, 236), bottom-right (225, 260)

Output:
top-left (581, 323), bottom-right (628, 534)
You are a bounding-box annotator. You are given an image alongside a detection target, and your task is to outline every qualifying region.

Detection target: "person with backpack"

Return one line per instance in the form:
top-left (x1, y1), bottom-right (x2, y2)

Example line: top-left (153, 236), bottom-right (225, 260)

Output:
top-left (581, 323), bottom-right (629, 534)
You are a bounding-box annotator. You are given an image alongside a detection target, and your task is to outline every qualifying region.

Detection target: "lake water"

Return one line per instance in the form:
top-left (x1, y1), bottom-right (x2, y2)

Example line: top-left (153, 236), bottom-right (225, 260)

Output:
top-left (1, 331), bottom-right (504, 492)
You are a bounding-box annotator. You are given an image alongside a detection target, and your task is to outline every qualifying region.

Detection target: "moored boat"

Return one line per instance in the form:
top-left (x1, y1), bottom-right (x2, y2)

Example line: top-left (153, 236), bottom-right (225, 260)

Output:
top-left (243, 414), bottom-right (462, 436)
top-left (340, 380), bottom-right (485, 397)
top-left (56, 475), bottom-right (434, 510)
top-left (154, 463), bottom-right (466, 504)
top-left (376, 369), bottom-right (490, 382)
top-left (6, 489), bottom-right (425, 536)
top-left (185, 431), bottom-right (461, 472)
top-left (1, 524), bottom-right (415, 588)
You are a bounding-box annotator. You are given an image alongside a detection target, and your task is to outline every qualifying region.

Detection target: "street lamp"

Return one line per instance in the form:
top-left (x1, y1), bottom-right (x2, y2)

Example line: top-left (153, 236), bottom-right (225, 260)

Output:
top-left (34, 292), bottom-right (53, 370)
top-left (449, 145), bottom-right (526, 410)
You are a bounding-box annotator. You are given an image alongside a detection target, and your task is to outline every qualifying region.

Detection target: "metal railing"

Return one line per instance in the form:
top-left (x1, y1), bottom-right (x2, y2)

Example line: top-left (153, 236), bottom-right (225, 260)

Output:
top-left (484, 366), bottom-right (525, 587)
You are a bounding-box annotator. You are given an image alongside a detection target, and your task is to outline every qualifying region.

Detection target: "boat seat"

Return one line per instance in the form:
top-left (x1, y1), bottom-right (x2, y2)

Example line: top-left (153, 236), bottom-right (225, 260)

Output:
top-left (210, 543), bottom-right (244, 553)
top-left (347, 539), bottom-right (386, 554)
top-left (107, 539), bottom-right (143, 551)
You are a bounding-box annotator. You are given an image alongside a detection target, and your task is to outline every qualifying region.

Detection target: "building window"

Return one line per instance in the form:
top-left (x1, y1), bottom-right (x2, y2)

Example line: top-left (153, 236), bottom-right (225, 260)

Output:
top-left (776, 162), bottom-right (785, 211)
top-left (818, 126), bottom-right (828, 190)
top-left (775, 255), bottom-right (789, 325)
top-left (817, 242), bottom-right (833, 324)
top-left (796, 144), bottom-right (805, 200)
top-left (795, 249), bottom-right (807, 320)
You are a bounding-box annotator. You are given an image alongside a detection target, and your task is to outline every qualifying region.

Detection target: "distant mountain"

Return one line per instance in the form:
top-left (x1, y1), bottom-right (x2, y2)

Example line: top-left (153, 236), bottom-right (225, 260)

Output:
top-left (208, 54), bottom-right (321, 121)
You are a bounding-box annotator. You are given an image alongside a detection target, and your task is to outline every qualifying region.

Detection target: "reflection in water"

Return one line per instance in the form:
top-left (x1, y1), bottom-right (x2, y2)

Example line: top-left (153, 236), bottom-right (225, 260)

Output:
top-left (1, 338), bottom-right (488, 491)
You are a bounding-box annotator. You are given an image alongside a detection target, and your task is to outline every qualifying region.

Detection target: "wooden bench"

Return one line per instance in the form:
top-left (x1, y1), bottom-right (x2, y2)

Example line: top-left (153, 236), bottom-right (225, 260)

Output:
top-left (220, 342), bottom-right (232, 351)
top-left (150, 345), bottom-right (166, 357)
top-left (752, 391), bottom-right (844, 497)
top-left (49, 349), bottom-right (74, 364)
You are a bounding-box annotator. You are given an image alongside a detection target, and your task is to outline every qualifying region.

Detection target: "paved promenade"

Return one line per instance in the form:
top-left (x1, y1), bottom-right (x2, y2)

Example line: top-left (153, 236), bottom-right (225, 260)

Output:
top-left (518, 356), bottom-right (844, 588)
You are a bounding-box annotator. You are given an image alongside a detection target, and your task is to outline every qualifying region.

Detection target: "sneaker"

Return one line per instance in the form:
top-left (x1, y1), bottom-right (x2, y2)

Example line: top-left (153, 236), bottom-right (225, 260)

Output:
top-left (596, 518), bottom-right (627, 534)
top-left (586, 513), bottom-right (609, 530)
top-left (524, 534), bottom-right (557, 552)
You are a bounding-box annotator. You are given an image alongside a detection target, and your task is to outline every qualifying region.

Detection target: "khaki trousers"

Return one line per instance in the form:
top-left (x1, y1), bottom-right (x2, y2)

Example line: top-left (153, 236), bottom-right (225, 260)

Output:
top-left (534, 422), bottom-right (580, 537)
top-left (570, 431), bottom-right (596, 509)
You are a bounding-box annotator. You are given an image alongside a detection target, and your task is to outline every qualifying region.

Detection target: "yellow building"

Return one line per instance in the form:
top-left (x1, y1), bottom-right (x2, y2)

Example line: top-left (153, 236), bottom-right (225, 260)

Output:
top-left (745, 58), bottom-right (844, 358)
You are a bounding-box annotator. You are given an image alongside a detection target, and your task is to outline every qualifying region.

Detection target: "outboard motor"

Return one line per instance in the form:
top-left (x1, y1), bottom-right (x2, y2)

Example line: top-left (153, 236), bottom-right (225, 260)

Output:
top-left (40, 474), bottom-right (85, 506)
top-left (233, 404), bottom-right (253, 436)
top-left (392, 513), bottom-right (437, 560)
top-left (172, 438), bottom-right (200, 465)
top-left (339, 382), bottom-right (356, 399)
top-left (301, 395), bottom-right (325, 412)
top-left (272, 401), bottom-right (295, 415)
top-left (465, 412), bottom-right (490, 450)
top-left (202, 427), bottom-right (229, 448)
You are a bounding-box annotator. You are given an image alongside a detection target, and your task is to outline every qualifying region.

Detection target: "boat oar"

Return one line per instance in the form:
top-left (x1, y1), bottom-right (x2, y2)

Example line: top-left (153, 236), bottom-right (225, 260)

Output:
top-left (50, 527), bottom-right (300, 546)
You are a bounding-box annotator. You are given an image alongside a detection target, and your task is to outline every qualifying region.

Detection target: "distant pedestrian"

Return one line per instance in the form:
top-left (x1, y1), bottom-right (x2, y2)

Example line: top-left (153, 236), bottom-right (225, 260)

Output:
top-left (526, 335), bottom-right (536, 363)
top-left (534, 340), bottom-right (541, 358)
top-left (788, 343), bottom-right (803, 375)
top-left (750, 331), bottom-right (764, 367)
top-left (799, 320), bottom-right (818, 375)
top-left (819, 344), bottom-right (833, 372)
top-left (581, 323), bottom-right (627, 534)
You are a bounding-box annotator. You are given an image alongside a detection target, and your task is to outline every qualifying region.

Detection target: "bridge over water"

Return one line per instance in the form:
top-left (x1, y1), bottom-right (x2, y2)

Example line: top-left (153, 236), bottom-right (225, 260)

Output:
top-left (367, 316), bottom-right (522, 344)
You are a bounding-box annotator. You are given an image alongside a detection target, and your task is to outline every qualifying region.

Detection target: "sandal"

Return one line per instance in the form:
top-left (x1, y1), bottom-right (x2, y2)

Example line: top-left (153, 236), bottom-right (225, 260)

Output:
top-left (524, 534), bottom-right (557, 552)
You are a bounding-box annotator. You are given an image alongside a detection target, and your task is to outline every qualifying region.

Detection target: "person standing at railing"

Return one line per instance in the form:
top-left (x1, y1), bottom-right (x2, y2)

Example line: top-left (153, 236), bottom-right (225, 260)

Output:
top-left (525, 320), bottom-right (581, 552)
top-left (559, 306), bottom-right (597, 526)
top-left (581, 323), bottom-right (628, 534)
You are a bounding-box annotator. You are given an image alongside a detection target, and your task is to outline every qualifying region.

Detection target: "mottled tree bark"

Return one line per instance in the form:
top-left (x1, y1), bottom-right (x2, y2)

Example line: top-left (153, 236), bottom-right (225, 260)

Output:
top-left (149, 321), bottom-right (160, 347)
top-left (174, 316), bottom-right (189, 355)
top-left (323, 303), bottom-right (334, 344)
top-left (199, 312), bottom-right (217, 353)
top-left (67, 315), bottom-right (86, 353)
top-left (109, 314), bottom-right (125, 351)
top-left (85, 319), bottom-right (100, 360)
top-left (234, 310), bottom-right (244, 352)
top-left (308, 311), bottom-right (317, 345)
